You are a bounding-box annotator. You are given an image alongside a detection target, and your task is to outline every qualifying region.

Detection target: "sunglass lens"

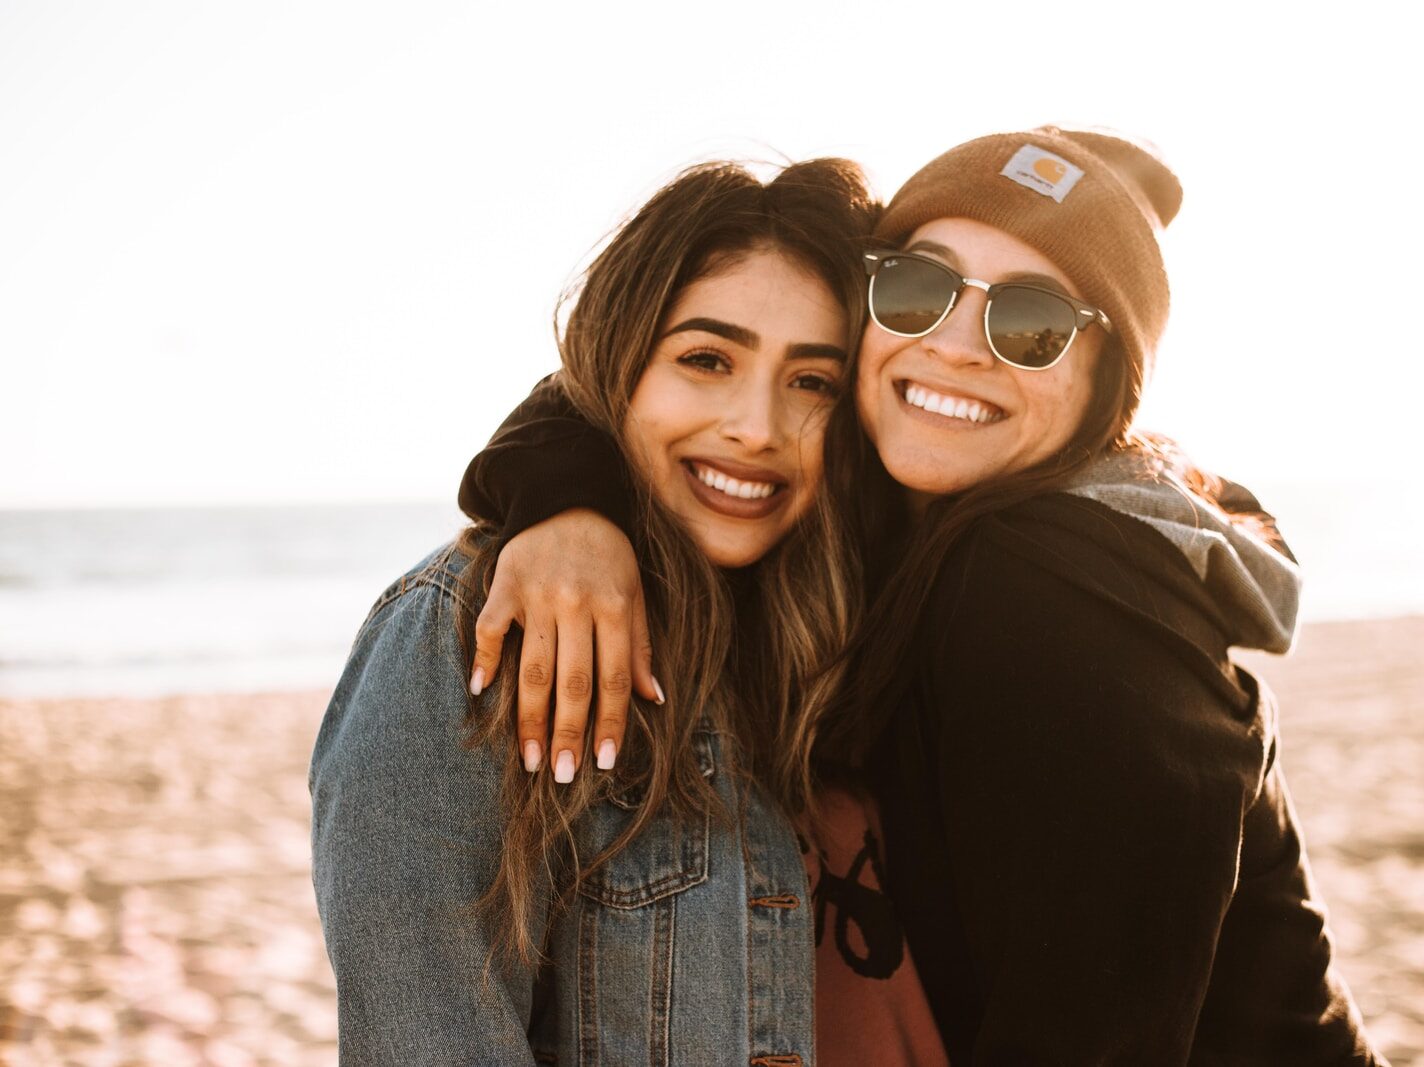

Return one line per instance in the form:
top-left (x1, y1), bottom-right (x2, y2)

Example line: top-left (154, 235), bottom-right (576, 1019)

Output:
top-left (872, 257), bottom-right (957, 335)
top-left (988, 287), bottom-right (1078, 368)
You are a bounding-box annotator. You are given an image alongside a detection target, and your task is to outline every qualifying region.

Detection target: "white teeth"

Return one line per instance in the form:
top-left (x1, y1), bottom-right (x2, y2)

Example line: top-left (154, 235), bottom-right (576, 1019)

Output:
top-left (693, 463), bottom-right (777, 500)
top-left (903, 384), bottom-right (1003, 424)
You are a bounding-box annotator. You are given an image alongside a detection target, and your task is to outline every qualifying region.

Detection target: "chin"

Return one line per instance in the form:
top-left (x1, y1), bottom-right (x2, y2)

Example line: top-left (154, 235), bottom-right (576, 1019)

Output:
top-left (702, 540), bottom-right (773, 570)
top-left (690, 518), bottom-right (787, 569)
top-left (875, 443), bottom-right (959, 497)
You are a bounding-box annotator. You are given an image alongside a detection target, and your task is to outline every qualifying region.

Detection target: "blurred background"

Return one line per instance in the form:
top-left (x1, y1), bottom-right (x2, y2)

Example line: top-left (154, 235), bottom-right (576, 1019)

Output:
top-left (2, 1), bottom-right (1421, 1063)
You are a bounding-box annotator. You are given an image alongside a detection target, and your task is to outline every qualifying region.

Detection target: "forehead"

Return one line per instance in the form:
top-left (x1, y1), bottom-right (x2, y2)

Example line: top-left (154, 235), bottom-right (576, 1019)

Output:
top-left (664, 248), bottom-right (847, 340)
top-left (905, 217), bottom-right (1079, 293)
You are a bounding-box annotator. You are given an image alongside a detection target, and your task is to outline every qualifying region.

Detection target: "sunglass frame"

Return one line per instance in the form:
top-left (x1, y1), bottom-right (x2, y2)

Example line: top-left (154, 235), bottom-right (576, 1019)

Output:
top-left (863, 250), bottom-right (1113, 372)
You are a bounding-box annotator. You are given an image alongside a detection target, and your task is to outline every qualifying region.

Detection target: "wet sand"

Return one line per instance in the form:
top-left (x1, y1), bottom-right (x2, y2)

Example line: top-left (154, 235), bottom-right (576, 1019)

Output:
top-left (2, 617), bottom-right (1421, 1065)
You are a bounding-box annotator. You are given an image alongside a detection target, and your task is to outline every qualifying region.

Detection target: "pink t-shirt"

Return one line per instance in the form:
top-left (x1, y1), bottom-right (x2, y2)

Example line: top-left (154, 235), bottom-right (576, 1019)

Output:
top-left (802, 788), bottom-right (950, 1067)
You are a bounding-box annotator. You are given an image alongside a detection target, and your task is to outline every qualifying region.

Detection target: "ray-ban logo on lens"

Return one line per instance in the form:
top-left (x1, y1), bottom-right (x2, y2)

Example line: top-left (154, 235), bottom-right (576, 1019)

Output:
top-left (1001, 145), bottom-right (1084, 203)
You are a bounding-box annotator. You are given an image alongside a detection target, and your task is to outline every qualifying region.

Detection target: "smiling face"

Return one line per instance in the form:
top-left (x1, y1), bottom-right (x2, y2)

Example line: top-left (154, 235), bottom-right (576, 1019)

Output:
top-left (856, 217), bottom-right (1104, 509)
top-left (623, 245), bottom-right (849, 568)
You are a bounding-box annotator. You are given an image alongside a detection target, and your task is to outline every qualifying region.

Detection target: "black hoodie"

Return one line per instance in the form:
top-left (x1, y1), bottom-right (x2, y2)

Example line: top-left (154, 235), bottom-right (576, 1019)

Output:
top-left (864, 465), bottom-right (1382, 1065)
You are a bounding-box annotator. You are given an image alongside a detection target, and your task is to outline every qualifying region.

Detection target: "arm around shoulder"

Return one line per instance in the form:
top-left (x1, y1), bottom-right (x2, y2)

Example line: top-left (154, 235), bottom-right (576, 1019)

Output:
top-left (310, 572), bottom-right (543, 1065)
top-left (458, 375), bottom-right (635, 545)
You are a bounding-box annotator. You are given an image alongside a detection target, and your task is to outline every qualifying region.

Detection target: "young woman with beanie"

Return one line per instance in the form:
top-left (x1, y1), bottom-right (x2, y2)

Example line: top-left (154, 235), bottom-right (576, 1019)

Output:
top-left (458, 127), bottom-right (1387, 1064)
top-left (310, 157), bottom-right (958, 1065)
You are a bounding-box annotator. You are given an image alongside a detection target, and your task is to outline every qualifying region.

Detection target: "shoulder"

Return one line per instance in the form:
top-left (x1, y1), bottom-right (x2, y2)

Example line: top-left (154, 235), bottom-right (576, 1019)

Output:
top-left (359, 539), bottom-right (483, 631)
top-left (946, 493), bottom-right (1232, 658)
top-left (313, 538), bottom-right (489, 789)
top-left (949, 491), bottom-right (1203, 607)
top-left (924, 493), bottom-right (1248, 712)
top-left (913, 501), bottom-right (1268, 803)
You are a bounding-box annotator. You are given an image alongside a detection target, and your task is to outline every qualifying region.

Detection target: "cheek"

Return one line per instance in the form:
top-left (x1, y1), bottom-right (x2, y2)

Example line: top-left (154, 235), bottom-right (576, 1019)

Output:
top-left (797, 425), bottom-right (828, 496)
top-left (1023, 351), bottom-right (1098, 445)
top-left (854, 339), bottom-right (893, 443)
top-left (622, 378), bottom-right (684, 484)
top-left (1059, 342), bottom-right (1103, 432)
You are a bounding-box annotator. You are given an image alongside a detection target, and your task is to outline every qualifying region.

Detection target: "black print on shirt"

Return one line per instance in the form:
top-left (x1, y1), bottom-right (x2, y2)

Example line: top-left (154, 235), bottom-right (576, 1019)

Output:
top-left (809, 829), bottom-right (905, 980)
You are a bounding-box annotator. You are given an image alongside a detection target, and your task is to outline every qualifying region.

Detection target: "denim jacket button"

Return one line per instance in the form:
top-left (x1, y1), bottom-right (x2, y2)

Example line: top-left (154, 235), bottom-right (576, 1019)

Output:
top-left (747, 894), bottom-right (800, 910)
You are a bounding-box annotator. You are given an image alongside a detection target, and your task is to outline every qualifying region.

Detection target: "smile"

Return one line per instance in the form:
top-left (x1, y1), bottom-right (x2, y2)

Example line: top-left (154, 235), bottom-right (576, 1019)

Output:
top-left (898, 381), bottom-right (1006, 425)
top-left (691, 461), bottom-right (779, 499)
top-left (681, 460), bottom-right (789, 520)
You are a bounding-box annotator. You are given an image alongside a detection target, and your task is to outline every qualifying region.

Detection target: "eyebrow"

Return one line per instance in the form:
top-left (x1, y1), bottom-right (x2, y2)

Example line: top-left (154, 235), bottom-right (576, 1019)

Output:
top-left (904, 240), bottom-right (962, 271)
top-left (903, 242), bottom-right (1077, 299)
top-left (1001, 271), bottom-right (1073, 297)
top-left (662, 316), bottom-right (847, 362)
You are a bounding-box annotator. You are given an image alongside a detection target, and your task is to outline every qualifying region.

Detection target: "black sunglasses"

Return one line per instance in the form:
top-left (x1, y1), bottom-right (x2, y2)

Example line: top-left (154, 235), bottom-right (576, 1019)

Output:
top-left (864, 250), bottom-right (1113, 371)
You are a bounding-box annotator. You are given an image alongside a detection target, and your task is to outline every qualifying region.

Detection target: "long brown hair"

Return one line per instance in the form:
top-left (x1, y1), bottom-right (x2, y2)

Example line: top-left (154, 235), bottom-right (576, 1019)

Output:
top-left (454, 158), bottom-right (877, 964)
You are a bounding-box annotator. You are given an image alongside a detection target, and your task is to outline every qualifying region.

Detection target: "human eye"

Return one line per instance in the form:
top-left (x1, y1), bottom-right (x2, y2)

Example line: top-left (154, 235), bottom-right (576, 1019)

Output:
top-left (675, 349), bottom-right (730, 374)
top-left (790, 371), bottom-right (840, 397)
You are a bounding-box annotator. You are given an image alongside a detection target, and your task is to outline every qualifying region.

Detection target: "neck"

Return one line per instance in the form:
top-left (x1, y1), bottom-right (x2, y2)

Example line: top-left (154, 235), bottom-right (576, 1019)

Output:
top-left (905, 488), bottom-right (936, 521)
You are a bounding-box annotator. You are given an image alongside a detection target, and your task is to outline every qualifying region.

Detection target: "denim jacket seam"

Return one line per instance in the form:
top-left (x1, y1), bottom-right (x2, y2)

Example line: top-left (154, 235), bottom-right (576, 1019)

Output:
top-left (359, 546), bottom-right (476, 631)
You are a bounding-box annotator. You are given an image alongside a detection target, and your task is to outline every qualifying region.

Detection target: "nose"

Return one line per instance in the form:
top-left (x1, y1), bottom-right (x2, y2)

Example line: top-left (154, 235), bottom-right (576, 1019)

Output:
top-left (919, 286), bottom-right (995, 368)
top-left (718, 376), bottom-right (785, 453)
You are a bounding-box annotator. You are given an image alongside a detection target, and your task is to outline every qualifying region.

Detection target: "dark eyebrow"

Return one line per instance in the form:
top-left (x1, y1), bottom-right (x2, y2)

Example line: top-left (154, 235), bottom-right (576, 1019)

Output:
top-left (664, 317), bottom-right (847, 363)
top-left (787, 343), bottom-right (847, 363)
top-left (904, 242), bottom-right (1080, 300)
top-left (663, 317), bottom-right (757, 348)
top-left (903, 240), bottom-right (962, 271)
top-left (1001, 271), bottom-right (1074, 297)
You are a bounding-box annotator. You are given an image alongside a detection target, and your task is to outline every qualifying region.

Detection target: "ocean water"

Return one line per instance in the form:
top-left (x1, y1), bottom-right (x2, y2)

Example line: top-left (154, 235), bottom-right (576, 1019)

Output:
top-left (0, 503), bottom-right (467, 699)
top-left (1, 488), bottom-right (1420, 699)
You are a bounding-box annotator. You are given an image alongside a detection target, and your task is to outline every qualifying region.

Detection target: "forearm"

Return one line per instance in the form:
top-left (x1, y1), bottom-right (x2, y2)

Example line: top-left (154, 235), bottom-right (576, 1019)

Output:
top-left (458, 375), bottom-right (636, 545)
top-left (1192, 752), bottom-right (1384, 1065)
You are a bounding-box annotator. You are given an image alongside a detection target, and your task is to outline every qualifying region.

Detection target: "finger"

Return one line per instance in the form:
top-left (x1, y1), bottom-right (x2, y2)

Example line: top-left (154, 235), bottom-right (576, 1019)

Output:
top-left (630, 581), bottom-right (662, 705)
top-left (516, 611), bottom-right (556, 774)
top-left (471, 587), bottom-right (519, 697)
top-left (549, 611), bottom-right (595, 784)
top-left (591, 597), bottom-right (634, 771)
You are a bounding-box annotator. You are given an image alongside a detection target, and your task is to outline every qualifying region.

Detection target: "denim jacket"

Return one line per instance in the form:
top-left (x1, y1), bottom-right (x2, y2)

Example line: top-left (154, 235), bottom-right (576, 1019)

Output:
top-left (310, 544), bottom-right (816, 1066)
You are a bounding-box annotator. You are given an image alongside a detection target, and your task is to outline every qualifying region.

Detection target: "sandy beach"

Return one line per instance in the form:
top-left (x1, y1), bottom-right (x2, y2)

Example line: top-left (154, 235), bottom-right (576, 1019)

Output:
top-left (2, 617), bottom-right (1421, 1066)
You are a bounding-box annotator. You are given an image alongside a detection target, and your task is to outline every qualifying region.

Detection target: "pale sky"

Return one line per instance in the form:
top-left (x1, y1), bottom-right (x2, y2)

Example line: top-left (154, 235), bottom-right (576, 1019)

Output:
top-left (2, 0), bottom-right (1420, 509)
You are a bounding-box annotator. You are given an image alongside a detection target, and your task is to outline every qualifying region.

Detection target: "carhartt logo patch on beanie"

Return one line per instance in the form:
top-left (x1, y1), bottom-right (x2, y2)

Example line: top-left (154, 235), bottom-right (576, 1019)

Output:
top-left (875, 126), bottom-right (1182, 396)
top-left (1000, 144), bottom-right (1084, 202)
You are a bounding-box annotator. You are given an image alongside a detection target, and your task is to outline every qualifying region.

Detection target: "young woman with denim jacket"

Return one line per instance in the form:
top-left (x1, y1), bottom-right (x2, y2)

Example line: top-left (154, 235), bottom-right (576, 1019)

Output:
top-left (455, 128), bottom-right (1387, 1064)
top-left (309, 159), bottom-right (954, 1065)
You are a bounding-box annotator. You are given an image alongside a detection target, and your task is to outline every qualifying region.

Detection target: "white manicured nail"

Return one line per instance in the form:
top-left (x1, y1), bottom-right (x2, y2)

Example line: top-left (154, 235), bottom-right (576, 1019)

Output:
top-left (470, 666), bottom-right (486, 696)
top-left (522, 740), bottom-right (541, 773)
top-left (554, 750), bottom-right (575, 784)
top-left (652, 676), bottom-right (665, 705)
top-left (597, 739), bottom-right (617, 770)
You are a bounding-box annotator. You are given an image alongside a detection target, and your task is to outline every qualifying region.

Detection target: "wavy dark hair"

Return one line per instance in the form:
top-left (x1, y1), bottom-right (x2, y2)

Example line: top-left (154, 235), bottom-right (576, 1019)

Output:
top-left (454, 158), bottom-right (878, 964)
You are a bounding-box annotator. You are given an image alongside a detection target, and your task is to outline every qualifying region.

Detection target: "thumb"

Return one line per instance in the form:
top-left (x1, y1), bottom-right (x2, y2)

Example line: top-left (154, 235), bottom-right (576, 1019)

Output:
top-left (471, 590), bottom-right (518, 697)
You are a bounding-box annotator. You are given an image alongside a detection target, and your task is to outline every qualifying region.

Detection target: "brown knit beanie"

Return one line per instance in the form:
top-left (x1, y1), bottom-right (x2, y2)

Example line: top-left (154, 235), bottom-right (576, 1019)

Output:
top-left (875, 127), bottom-right (1182, 386)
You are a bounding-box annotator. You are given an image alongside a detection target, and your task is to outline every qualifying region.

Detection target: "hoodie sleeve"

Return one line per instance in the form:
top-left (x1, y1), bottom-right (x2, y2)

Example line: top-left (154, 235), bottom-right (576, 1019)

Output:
top-left (457, 375), bottom-right (636, 548)
top-left (897, 500), bottom-right (1382, 1065)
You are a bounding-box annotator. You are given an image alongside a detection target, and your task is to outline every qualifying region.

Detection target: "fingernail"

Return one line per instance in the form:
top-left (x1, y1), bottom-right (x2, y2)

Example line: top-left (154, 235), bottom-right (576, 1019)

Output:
top-left (596, 739), bottom-right (617, 770)
top-left (522, 740), bottom-right (542, 773)
top-left (652, 676), bottom-right (665, 705)
top-left (554, 750), bottom-right (575, 784)
top-left (470, 666), bottom-right (486, 697)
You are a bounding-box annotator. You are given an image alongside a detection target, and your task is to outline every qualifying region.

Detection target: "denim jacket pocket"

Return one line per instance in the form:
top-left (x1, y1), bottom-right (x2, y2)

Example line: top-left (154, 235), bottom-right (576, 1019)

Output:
top-left (575, 730), bottom-right (717, 910)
